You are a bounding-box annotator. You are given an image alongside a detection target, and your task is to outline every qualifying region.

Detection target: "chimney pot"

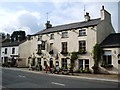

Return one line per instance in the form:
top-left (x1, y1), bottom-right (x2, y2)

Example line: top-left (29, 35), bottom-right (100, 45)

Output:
top-left (84, 12), bottom-right (90, 21)
top-left (45, 21), bottom-right (52, 29)
top-left (102, 5), bottom-right (104, 10)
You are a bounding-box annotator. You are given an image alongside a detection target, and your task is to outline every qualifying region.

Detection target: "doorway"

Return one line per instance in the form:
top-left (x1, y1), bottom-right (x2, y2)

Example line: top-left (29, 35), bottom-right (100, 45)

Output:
top-left (50, 58), bottom-right (53, 68)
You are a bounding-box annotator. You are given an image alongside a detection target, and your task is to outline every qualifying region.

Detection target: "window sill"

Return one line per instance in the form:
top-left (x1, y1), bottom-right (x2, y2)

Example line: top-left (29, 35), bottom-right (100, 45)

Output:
top-left (50, 39), bottom-right (54, 40)
top-left (61, 37), bottom-right (69, 38)
top-left (78, 35), bottom-right (87, 37)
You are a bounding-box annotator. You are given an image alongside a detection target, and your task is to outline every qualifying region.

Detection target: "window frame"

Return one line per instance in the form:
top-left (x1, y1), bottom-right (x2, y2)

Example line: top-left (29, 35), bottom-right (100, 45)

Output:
top-left (50, 34), bottom-right (54, 40)
top-left (61, 32), bottom-right (68, 38)
top-left (61, 58), bottom-right (67, 69)
top-left (37, 58), bottom-right (41, 64)
top-left (62, 42), bottom-right (68, 52)
top-left (79, 29), bottom-right (86, 36)
top-left (38, 36), bottom-right (42, 41)
top-left (79, 59), bottom-right (89, 70)
top-left (103, 50), bottom-right (112, 65)
top-left (5, 48), bottom-right (7, 54)
top-left (79, 41), bottom-right (86, 51)
top-left (12, 48), bottom-right (15, 54)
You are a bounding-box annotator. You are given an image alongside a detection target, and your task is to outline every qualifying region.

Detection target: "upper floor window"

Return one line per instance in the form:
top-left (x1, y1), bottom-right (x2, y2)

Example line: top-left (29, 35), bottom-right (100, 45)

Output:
top-left (50, 43), bottom-right (53, 51)
top-left (50, 34), bottom-right (54, 39)
top-left (78, 41), bottom-right (86, 53)
top-left (38, 36), bottom-right (42, 41)
top-left (36, 44), bottom-right (42, 55)
top-left (61, 42), bottom-right (68, 54)
top-left (62, 32), bottom-right (68, 38)
top-left (37, 58), bottom-right (41, 64)
top-left (79, 30), bottom-right (86, 36)
top-left (12, 48), bottom-right (15, 54)
top-left (41, 41), bottom-right (46, 50)
top-left (5, 48), bottom-right (7, 54)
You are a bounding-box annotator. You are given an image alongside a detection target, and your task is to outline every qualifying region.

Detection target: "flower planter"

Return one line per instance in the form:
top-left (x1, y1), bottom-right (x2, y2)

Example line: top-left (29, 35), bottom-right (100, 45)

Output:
top-left (101, 64), bottom-right (113, 68)
top-left (49, 50), bottom-right (54, 54)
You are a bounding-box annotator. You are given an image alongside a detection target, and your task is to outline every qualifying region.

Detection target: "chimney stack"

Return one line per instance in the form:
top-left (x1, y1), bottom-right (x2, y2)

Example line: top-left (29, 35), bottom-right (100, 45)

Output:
top-left (45, 21), bottom-right (52, 29)
top-left (84, 12), bottom-right (90, 21)
top-left (100, 5), bottom-right (111, 23)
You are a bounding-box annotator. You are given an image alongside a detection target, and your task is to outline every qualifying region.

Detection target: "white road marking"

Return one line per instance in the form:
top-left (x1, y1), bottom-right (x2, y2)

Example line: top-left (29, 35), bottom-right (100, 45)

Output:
top-left (18, 75), bottom-right (26, 78)
top-left (51, 82), bottom-right (65, 86)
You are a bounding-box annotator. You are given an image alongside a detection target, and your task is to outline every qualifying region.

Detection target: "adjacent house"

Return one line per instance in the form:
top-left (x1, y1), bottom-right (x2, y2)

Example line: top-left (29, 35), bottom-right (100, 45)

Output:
top-left (1, 40), bottom-right (25, 66)
top-left (100, 33), bottom-right (120, 74)
top-left (19, 6), bottom-right (117, 74)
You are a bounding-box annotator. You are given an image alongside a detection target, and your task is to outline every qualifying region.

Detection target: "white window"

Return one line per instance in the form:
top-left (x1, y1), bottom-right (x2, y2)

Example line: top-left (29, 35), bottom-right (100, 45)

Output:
top-left (12, 48), bottom-right (15, 54)
top-left (62, 32), bottom-right (68, 38)
top-left (103, 50), bottom-right (112, 64)
top-left (79, 41), bottom-right (86, 51)
top-left (38, 36), bottom-right (42, 41)
top-left (5, 48), bottom-right (7, 54)
top-left (50, 43), bottom-right (53, 51)
top-left (79, 30), bottom-right (86, 36)
top-left (79, 59), bottom-right (89, 70)
top-left (50, 34), bottom-right (54, 39)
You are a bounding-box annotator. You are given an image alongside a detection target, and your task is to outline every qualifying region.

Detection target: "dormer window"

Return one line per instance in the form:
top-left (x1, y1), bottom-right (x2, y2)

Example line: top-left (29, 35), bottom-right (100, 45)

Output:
top-left (79, 30), bottom-right (86, 36)
top-left (62, 32), bottom-right (68, 38)
top-left (38, 36), bottom-right (42, 41)
top-left (50, 34), bottom-right (54, 40)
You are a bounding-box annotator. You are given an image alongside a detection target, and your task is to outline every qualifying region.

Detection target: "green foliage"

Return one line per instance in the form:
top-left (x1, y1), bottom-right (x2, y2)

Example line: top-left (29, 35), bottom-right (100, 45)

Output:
top-left (84, 67), bottom-right (90, 73)
top-left (101, 61), bottom-right (113, 68)
top-left (79, 67), bottom-right (83, 73)
top-left (93, 44), bottom-right (102, 62)
top-left (78, 67), bottom-right (90, 73)
top-left (69, 62), bottom-right (75, 69)
top-left (78, 49), bottom-right (86, 54)
top-left (71, 52), bottom-right (78, 61)
top-left (92, 65), bottom-right (98, 70)
top-left (11, 31), bottom-right (26, 42)
top-left (92, 44), bottom-right (102, 72)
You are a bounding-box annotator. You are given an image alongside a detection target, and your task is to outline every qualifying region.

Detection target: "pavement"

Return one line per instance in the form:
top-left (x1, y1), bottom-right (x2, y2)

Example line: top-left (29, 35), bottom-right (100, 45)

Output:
top-left (2, 67), bottom-right (119, 83)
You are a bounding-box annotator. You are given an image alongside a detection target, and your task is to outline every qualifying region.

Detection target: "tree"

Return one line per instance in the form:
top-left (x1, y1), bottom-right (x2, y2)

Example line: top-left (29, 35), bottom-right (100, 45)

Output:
top-left (92, 44), bottom-right (102, 73)
top-left (70, 52), bottom-right (78, 69)
top-left (11, 31), bottom-right (26, 42)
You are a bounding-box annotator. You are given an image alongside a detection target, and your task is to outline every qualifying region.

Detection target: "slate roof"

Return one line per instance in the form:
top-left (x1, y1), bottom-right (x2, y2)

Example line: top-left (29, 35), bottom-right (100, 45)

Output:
top-left (2, 40), bottom-right (26, 47)
top-left (100, 33), bottom-right (120, 48)
top-left (35, 18), bottom-right (101, 35)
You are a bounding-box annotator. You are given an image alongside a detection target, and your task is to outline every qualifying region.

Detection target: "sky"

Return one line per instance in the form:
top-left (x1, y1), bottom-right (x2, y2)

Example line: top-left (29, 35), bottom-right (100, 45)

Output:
top-left (0, 0), bottom-right (119, 35)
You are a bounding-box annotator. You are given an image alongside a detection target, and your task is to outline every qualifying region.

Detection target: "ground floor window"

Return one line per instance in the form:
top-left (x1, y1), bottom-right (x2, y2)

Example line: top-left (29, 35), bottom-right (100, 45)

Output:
top-left (55, 61), bottom-right (59, 66)
top-left (4, 57), bottom-right (8, 62)
top-left (44, 61), bottom-right (47, 67)
top-left (61, 58), bottom-right (67, 69)
top-left (37, 58), bottom-right (41, 64)
top-left (31, 58), bottom-right (35, 66)
top-left (103, 50), bottom-right (112, 64)
top-left (79, 59), bottom-right (89, 70)
top-left (28, 59), bottom-right (30, 64)
top-left (50, 58), bottom-right (53, 68)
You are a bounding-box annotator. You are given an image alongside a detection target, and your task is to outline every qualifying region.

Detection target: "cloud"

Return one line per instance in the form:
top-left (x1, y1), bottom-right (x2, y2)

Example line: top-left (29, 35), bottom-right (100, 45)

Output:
top-left (49, 2), bottom-right (118, 33)
top-left (0, 8), bottom-right (42, 35)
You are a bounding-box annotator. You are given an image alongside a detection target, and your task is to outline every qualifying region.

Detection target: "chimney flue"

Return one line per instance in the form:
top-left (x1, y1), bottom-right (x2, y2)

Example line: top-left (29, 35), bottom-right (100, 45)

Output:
top-left (45, 21), bottom-right (52, 29)
top-left (102, 5), bottom-right (104, 10)
top-left (84, 12), bottom-right (90, 21)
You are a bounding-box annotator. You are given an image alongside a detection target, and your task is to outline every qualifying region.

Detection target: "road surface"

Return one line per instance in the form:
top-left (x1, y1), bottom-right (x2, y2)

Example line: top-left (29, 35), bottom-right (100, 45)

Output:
top-left (2, 68), bottom-right (119, 89)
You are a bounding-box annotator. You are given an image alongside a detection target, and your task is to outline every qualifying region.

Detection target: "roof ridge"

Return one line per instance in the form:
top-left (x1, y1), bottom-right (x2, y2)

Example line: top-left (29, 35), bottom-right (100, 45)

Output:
top-left (53, 18), bottom-right (101, 28)
top-left (35, 18), bottom-right (101, 35)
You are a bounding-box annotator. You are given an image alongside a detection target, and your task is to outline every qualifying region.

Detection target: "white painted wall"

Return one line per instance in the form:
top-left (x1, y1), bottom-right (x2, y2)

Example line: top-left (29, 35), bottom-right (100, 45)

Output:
top-left (1, 46), bottom-right (19, 63)
top-left (100, 48), bottom-right (119, 74)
